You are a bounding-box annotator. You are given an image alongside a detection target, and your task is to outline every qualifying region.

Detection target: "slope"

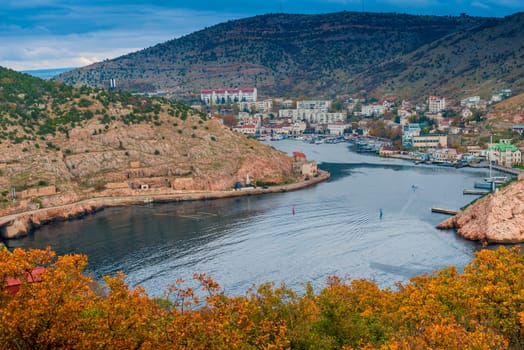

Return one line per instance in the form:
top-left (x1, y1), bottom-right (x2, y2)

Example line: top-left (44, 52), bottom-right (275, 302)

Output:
top-left (361, 12), bottom-right (524, 100)
top-left (0, 67), bottom-right (296, 215)
top-left (55, 12), bottom-right (487, 99)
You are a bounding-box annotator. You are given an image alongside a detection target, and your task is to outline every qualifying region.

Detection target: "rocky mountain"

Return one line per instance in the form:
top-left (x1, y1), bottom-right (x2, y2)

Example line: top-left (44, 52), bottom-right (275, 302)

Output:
top-left (0, 67), bottom-right (296, 215)
top-left (55, 11), bottom-right (490, 100)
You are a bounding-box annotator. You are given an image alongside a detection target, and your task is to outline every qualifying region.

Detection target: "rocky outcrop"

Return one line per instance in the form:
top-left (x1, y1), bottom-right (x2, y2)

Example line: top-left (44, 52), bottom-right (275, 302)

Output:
top-left (437, 180), bottom-right (524, 243)
top-left (2, 203), bottom-right (102, 239)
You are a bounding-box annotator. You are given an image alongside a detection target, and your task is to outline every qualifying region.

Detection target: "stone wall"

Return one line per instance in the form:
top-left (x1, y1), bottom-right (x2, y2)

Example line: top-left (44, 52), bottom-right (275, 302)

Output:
top-left (17, 185), bottom-right (57, 200)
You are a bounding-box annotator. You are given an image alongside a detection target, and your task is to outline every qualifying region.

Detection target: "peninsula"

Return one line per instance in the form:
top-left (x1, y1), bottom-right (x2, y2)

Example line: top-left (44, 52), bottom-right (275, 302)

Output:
top-left (0, 67), bottom-right (326, 238)
top-left (437, 179), bottom-right (524, 243)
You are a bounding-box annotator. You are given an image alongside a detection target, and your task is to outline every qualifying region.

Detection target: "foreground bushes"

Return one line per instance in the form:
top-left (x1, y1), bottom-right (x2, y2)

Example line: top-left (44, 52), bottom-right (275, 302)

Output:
top-left (0, 246), bottom-right (522, 349)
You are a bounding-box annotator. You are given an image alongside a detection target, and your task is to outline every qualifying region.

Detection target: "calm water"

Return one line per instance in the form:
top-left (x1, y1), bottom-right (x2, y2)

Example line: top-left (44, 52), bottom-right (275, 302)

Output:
top-left (8, 141), bottom-right (498, 296)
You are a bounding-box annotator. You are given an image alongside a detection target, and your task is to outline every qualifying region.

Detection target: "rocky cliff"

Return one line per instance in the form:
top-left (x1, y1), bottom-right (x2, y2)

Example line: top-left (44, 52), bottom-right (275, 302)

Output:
top-left (437, 180), bottom-right (524, 243)
top-left (0, 67), bottom-right (298, 217)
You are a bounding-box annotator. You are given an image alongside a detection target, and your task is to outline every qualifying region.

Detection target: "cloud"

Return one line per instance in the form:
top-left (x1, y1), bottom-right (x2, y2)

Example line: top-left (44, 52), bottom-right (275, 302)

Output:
top-left (0, 0), bottom-right (522, 70)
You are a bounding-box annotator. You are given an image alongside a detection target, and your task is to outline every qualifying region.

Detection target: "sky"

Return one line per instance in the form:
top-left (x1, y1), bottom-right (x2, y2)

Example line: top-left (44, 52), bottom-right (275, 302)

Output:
top-left (1, 0), bottom-right (523, 71)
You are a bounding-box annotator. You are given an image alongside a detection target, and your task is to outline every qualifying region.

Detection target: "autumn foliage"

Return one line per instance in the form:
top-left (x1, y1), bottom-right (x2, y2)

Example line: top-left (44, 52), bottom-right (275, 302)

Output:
top-left (0, 246), bottom-right (522, 349)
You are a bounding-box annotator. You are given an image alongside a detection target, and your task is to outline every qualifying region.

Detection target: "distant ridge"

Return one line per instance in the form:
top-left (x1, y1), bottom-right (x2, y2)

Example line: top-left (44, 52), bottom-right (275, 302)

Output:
top-left (23, 67), bottom-right (76, 80)
top-left (55, 11), bottom-right (494, 100)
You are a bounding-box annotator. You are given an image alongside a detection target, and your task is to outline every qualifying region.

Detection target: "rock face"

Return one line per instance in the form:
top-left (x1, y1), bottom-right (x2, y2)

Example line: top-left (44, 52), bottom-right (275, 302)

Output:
top-left (437, 180), bottom-right (524, 243)
top-left (0, 113), bottom-right (296, 217)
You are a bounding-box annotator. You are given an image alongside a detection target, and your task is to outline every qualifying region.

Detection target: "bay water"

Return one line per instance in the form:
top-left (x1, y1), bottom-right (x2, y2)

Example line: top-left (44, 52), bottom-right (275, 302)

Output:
top-left (8, 141), bottom-right (496, 296)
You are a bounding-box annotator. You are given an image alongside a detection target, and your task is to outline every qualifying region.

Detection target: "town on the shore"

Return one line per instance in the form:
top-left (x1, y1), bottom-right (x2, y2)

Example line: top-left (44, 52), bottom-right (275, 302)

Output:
top-left (196, 88), bottom-right (523, 169)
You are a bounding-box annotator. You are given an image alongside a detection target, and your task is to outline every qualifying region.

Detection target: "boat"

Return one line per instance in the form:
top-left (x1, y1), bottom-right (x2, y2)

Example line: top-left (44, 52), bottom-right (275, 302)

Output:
top-left (474, 182), bottom-right (494, 190)
top-left (484, 176), bottom-right (508, 184)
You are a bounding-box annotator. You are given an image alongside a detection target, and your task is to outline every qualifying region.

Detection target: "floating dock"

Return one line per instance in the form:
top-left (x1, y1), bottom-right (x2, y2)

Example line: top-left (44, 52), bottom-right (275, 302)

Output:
top-left (431, 207), bottom-right (458, 215)
top-left (463, 189), bottom-right (490, 195)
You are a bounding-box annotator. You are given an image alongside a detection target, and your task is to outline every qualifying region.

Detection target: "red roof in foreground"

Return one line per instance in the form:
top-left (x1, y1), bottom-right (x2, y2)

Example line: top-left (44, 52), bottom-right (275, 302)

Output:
top-left (4, 266), bottom-right (45, 295)
top-left (293, 151), bottom-right (306, 159)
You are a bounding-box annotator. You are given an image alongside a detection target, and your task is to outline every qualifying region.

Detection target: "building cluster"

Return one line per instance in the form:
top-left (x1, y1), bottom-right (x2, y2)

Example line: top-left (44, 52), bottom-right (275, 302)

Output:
top-left (199, 87), bottom-right (522, 167)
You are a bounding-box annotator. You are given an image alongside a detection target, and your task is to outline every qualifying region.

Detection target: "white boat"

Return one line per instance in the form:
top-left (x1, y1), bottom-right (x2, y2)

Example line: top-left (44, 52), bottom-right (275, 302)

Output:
top-left (484, 176), bottom-right (508, 184)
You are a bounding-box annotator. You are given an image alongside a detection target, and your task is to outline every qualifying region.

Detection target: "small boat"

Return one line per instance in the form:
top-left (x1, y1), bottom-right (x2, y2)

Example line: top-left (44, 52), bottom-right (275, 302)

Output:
top-left (484, 176), bottom-right (508, 184)
top-left (474, 182), bottom-right (494, 190)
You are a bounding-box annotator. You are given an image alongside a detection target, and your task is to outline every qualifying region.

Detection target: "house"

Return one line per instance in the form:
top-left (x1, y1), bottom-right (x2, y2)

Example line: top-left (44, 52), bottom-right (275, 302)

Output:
top-left (328, 122), bottom-right (349, 135)
top-left (428, 96), bottom-right (446, 113)
top-left (379, 146), bottom-right (400, 157)
top-left (488, 139), bottom-right (522, 167)
top-left (361, 104), bottom-right (385, 117)
top-left (4, 266), bottom-right (45, 295)
top-left (461, 108), bottom-right (473, 119)
top-left (432, 148), bottom-right (458, 162)
top-left (292, 151), bottom-right (317, 177)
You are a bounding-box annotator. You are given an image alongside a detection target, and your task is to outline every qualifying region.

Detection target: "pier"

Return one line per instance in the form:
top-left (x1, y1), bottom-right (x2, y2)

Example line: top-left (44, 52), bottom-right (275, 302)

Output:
top-left (431, 207), bottom-right (458, 215)
top-left (491, 164), bottom-right (524, 176)
top-left (463, 189), bottom-right (490, 195)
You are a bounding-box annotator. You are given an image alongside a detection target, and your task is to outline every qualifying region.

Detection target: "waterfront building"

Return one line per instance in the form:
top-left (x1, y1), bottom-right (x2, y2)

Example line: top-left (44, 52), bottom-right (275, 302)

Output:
top-left (201, 88), bottom-right (257, 104)
top-left (278, 109), bottom-right (346, 124)
top-left (292, 152), bottom-right (317, 177)
top-left (402, 123), bottom-right (421, 148)
top-left (428, 96), bottom-right (446, 113)
top-left (327, 122), bottom-right (350, 135)
top-left (488, 139), bottom-right (522, 167)
top-left (432, 148), bottom-right (458, 162)
top-left (413, 134), bottom-right (448, 149)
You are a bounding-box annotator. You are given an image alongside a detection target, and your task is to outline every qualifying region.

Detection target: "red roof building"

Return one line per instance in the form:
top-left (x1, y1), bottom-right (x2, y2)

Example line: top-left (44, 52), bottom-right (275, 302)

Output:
top-left (4, 266), bottom-right (45, 295)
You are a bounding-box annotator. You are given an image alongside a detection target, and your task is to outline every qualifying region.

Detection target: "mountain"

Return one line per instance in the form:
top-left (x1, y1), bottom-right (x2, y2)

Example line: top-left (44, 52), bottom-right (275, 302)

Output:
top-left (357, 12), bottom-right (524, 100)
top-left (55, 12), bottom-right (489, 100)
top-left (0, 66), bottom-right (296, 215)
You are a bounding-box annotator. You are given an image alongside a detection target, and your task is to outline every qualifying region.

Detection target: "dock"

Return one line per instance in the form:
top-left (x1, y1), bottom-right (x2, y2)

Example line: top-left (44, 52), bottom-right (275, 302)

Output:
top-left (431, 207), bottom-right (458, 215)
top-left (463, 189), bottom-right (490, 195)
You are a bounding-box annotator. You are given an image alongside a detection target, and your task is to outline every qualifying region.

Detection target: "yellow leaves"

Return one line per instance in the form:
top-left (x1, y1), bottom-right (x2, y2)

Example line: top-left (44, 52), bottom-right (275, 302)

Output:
top-left (0, 246), bottom-right (523, 349)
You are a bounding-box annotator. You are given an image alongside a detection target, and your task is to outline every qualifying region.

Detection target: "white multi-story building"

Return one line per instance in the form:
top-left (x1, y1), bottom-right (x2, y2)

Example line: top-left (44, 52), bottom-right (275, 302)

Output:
top-left (428, 96), bottom-right (446, 113)
top-left (296, 100), bottom-right (331, 111)
top-left (328, 122), bottom-right (350, 135)
top-left (201, 88), bottom-right (257, 105)
top-left (460, 96), bottom-right (481, 109)
top-left (279, 109), bottom-right (346, 124)
top-left (361, 104), bottom-right (386, 117)
top-left (238, 99), bottom-right (273, 113)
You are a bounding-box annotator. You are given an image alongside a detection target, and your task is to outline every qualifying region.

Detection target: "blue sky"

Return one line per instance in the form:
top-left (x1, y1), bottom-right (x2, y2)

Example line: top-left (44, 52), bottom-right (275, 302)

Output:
top-left (1, 0), bottom-right (522, 71)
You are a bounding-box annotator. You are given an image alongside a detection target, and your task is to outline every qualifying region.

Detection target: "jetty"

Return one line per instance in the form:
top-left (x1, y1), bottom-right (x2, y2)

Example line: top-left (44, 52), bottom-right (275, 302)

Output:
top-left (463, 189), bottom-right (490, 195)
top-left (431, 207), bottom-right (458, 215)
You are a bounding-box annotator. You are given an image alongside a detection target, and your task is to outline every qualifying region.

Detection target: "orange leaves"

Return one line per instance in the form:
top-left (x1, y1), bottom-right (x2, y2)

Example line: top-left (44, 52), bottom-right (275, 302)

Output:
top-left (0, 246), bottom-right (523, 349)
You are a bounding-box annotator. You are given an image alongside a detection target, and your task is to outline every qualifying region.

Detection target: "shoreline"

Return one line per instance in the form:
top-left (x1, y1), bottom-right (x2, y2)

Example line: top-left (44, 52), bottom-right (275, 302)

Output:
top-left (0, 170), bottom-right (330, 240)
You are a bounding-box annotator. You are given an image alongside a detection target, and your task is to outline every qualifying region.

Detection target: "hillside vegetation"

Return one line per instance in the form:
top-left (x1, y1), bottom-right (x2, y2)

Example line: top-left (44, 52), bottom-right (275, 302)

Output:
top-left (0, 67), bottom-right (296, 212)
top-left (0, 246), bottom-right (522, 349)
top-left (360, 12), bottom-right (524, 99)
top-left (55, 12), bottom-right (489, 100)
